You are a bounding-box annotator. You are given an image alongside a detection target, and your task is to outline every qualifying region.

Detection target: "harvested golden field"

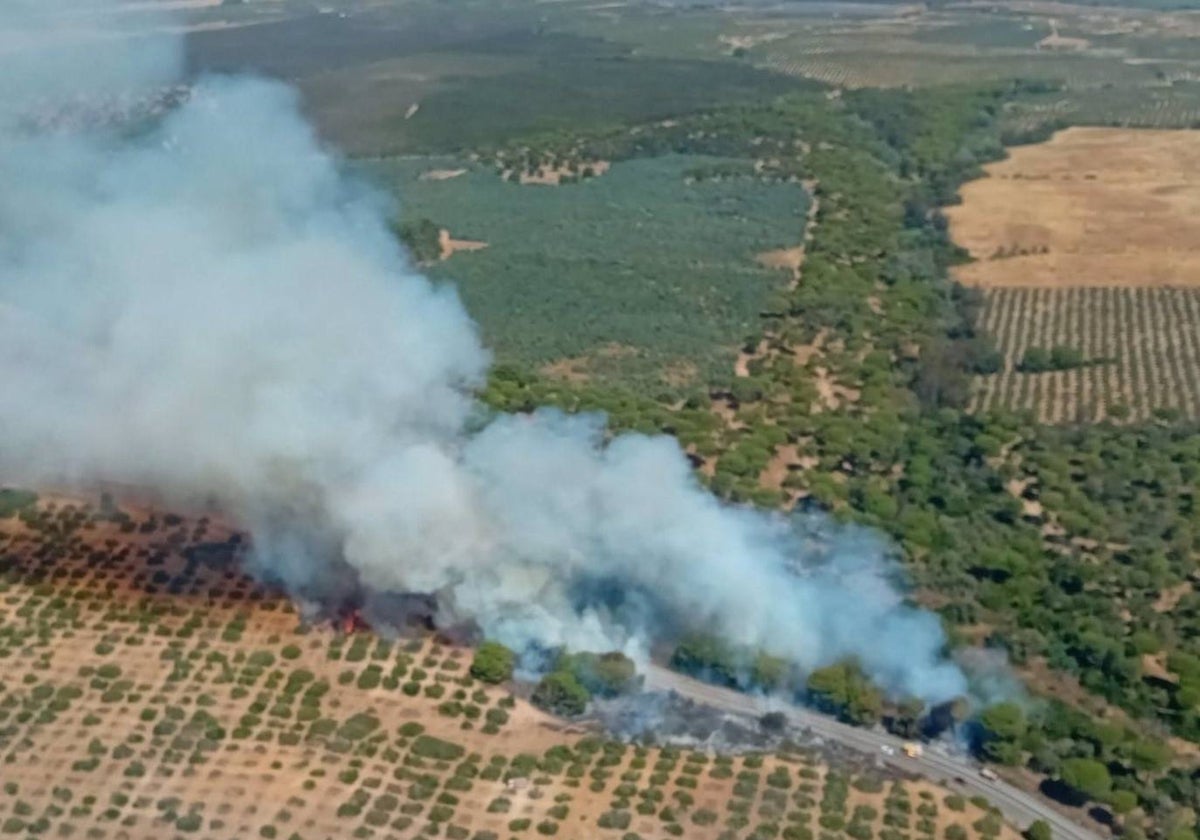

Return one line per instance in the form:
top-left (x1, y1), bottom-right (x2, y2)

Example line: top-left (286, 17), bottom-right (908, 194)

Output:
top-left (0, 492), bottom-right (1021, 840)
top-left (946, 128), bottom-right (1200, 289)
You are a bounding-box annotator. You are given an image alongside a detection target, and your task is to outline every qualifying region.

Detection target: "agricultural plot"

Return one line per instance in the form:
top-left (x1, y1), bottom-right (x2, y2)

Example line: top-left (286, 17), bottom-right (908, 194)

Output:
top-left (366, 155), bottom-right (810, 393)
top-left (970, 287), bottom-right (1200, 422)
top-left (1002, 83), bottom-right (1200, 136)
top-left (182, 2), bottom-right (801, 157)
top-left (945, 127), bottom-right (1200, 291)
top-left (746, 8), bottom-right (1164, 91)
top-left (556, 0), bottom-right (1200, 108)
top-left (947, 128), bottom-right (1200, 290)
top-left (0, 494), bottom-right (1021, 840)
top-left (952, 127), bottom-right (1200, 423)
top-left (762, 49), bottom-right (1154, 90)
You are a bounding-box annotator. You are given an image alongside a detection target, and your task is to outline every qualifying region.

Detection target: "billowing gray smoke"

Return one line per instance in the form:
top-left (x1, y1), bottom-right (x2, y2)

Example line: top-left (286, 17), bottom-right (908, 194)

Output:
top-left (0, 1), bottom-right (967, 704)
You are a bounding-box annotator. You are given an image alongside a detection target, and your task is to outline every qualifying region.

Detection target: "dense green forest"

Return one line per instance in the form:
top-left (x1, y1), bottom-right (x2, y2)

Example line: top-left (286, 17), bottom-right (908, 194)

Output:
top-left (432, 82), bottom-right (1200, 835)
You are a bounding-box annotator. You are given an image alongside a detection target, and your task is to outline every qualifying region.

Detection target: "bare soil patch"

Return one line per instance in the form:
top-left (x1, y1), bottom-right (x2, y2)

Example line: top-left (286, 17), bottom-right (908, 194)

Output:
top-left (947, 128), bottom-right (1200, 288)
top-left (1153, 581), bottom-right (1194, 613)
top-left (718, 31), bottom-right (791, 53)
top-left (813, 365), bottom-right (861, 411)
top-left (1037, 19), bottom-right (1091, 50)
top-left (756, 246), bottom-right (806, 278)
top-left (420, 168), bottom-right (468, 181)
top-left (438, 228), bottom-right (489, 261)
top-left (539, 343), bottom-right (640, 384)
top-left (660, 360), bottom-right (699, 388)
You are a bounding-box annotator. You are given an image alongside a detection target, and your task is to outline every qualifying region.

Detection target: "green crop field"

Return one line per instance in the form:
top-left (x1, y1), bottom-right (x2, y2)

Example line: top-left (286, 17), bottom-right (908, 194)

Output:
top-left (365, 156), bottom-right (810, 393)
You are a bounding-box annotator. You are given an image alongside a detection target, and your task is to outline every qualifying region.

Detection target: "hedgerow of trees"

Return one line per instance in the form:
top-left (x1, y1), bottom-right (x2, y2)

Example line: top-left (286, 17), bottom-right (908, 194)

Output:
top-left (471, 81), bottom-right (1200, 835)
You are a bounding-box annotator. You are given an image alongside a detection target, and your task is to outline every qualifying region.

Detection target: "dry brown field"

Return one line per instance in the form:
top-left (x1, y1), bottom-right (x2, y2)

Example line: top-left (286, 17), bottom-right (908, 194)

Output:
top-left (0, 492), bottom-right (1021, 840)
top-left (948, 128), bottom-right (1200, 422)
top-left (947, 128), bottom-right (1200, 290)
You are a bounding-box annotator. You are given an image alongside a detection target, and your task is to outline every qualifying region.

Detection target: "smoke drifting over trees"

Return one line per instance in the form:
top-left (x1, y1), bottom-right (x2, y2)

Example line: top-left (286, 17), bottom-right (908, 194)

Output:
top-left (0, 1), bottom-right (966, 703)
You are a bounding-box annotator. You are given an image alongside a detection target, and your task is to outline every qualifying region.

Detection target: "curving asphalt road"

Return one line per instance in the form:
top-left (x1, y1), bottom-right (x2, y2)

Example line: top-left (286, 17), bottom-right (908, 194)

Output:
top-left (643, 666), bottom-right (1101, 840)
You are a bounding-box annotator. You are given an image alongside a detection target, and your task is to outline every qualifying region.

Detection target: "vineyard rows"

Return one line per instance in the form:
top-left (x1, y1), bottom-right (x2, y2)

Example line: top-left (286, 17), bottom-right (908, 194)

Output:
top-left (970, 287), bottom-right (1200, 423)
top-left (1003, 85), bottom-right (1200, 134)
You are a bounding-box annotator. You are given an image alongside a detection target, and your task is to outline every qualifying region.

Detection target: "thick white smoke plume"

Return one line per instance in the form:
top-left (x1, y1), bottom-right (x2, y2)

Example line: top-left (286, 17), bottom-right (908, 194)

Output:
top-left (0, 1), bottom-right (967, 704)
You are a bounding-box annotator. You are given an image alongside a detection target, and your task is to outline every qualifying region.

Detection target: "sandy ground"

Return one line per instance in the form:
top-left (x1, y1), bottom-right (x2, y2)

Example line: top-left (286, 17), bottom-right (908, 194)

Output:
top-left (438, 228), bottom-right (488, 261)
top-left (947, 128), bottom-right (1200, 288)
top-left (420, 169), bottom-right (468, 181)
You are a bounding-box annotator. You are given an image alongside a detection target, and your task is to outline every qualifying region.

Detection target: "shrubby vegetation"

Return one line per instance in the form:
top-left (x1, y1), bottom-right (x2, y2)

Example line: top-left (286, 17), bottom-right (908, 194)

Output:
top-left (1016, 345), bottom-right (1104, 373)
top-left (529, 650), bottom-right (637, 715)
top-left (393, 218), bottom-right (441, 265)
top-left (453, 79), bottom-right (1200, 832)
top-left (469, 641), bottom-right (515, 685)
top-left (556, 651), bottom-right (639, 698)
top-left (531, 670), bottom-right (591, 717)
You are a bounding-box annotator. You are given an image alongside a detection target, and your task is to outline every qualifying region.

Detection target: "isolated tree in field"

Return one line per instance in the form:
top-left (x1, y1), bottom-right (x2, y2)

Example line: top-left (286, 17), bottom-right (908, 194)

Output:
top-left (760, 711), bottom-right (787, 732)
top-left (470, 642), bottom-right (515, 685)
top-left (1049, 345), bottom-right (1084, 370)
top-left (1107, 790), bottom-right (1138, 815)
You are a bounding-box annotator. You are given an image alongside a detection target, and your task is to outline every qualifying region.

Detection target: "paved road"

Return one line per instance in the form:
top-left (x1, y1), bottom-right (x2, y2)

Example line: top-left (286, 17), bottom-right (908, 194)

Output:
top-left (644, 666), bottom-right (1100, 840)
